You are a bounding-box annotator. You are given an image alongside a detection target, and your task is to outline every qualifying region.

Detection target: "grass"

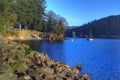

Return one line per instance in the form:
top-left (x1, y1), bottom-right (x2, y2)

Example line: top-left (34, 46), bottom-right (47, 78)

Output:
top-left (20, 30), bottom-right (40, 36)
top-left (4, 30), bottom-right (41, 40)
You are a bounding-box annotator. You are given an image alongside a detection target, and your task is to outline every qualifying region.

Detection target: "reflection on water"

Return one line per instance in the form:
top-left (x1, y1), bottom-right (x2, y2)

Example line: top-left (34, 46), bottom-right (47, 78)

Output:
top-left (21, 38), bottom-right (120, 80)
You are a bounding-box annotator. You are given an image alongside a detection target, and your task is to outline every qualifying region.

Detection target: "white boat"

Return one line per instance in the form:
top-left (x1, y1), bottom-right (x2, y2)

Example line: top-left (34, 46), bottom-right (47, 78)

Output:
top-left (71, 39), bottom-right (74, 42)
top-left (87, 30), bottom-right (94, 41)
top-left (87, 38), bottom-right (93, 41)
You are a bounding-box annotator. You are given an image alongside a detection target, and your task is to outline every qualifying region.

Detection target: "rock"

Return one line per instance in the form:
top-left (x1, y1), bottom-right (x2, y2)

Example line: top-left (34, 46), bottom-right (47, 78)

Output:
top-left (24, 75), bottom-right (30, 80)
top-left (76, 65), bottom-right (82, 70)
top-left (64, 65), bottom-right (71, 70)
top-left (81, 74), bottom-right (90, 80)
top-left (55, 77), bottom-right (63, 80)
top-left (0, 37), bottom-right (90, 80)
top-left (17, 74), bottom-right (30, 80)
top-left (73, 64), bottom-right (82, 75)
top-left (0, 73), bottom-right (17, 80)
top-left (65, 72), bottom-right (72, 78)
top-left (50, 64), bottom-right (56, 69)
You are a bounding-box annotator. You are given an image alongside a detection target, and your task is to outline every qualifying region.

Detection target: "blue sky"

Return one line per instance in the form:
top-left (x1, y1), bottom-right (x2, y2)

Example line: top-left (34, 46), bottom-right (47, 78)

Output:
top-left (46, 0), bottom-right (120, 26)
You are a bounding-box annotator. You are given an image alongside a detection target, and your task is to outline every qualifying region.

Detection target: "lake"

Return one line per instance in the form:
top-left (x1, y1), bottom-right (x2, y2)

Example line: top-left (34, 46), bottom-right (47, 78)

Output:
top-left (21, 38), bottom-right (120, 80)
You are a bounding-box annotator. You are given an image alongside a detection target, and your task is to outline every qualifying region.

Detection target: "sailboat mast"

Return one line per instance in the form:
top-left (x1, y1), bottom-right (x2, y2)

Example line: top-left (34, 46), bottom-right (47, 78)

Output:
top-left (90, 30), bottom-right (92, 38)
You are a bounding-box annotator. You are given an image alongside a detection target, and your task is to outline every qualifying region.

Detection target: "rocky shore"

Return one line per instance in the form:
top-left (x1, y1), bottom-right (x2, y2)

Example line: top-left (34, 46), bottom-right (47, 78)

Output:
top-left (0, 36), bottom-right (90, 80)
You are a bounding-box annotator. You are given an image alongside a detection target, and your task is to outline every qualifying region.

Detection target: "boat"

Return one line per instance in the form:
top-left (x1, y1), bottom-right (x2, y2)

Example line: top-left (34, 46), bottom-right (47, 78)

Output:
top-left (71, 39), bottom-right (74, 42)
top-left (87, 38), bottom-right (93, 41)
top-left (87, 30), bottom-right (94, 41)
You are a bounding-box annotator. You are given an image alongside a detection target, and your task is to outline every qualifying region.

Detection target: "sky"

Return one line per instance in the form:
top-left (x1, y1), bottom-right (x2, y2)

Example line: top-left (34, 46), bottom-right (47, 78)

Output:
top-left (46, 0), bottom-right (120, 26)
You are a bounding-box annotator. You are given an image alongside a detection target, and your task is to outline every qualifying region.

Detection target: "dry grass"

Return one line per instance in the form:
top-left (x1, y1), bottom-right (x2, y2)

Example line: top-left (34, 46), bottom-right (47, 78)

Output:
top-left (20, 30), bottom-right (40, 37)
top-left (4, 30), bottom-right (41, 40)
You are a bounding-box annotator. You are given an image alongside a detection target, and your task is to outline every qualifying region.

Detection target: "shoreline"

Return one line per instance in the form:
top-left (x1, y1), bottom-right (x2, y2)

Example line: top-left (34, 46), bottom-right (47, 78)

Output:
top-left (0, 36), bottom-right (90, 80)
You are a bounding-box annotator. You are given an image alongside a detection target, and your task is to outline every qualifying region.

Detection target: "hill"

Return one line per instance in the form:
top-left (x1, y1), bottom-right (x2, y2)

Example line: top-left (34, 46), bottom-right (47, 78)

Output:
top-left (65, 15), bottom-right (120, 38)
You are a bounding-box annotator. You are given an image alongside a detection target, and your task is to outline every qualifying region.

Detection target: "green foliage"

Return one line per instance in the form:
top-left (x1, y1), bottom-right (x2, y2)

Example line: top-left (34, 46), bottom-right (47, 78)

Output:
top-left (54, 18), bottom-right (66, 35)
top-left (0, 0), bottom-right (68, 37)
top-left (0, 0), bottom-right (68, 41)
top-left (15, 0), bottom-right (46, 30)
top-left (0, 0), bottom-right (46, 32)
top-left (0, 0), bottom-right (17, 28)
top-left (23, 45), bottom-right (32, 53)
top-left (0, 0), bottom-right (8, 11)
top-left (46, 11), bottom-right (67, 36)
top-left (0, 21), bottom-right (4, 34)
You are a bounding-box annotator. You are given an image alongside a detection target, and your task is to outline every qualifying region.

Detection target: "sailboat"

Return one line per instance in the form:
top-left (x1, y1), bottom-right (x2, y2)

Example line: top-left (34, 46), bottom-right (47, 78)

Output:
top-left (87, 30), bottom-right (93, 41)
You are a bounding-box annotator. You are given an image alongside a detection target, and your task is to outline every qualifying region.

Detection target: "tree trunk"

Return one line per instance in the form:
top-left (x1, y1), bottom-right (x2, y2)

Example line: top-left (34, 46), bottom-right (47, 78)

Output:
top-left (19, 22), bottom-right (21, 39)
top-left (3, 25), bottom-right (6, 34)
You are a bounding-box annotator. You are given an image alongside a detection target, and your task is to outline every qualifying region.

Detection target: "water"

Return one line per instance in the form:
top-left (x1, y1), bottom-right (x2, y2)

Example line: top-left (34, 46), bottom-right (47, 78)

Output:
top-left (21, 38), bottom-right (120, 80)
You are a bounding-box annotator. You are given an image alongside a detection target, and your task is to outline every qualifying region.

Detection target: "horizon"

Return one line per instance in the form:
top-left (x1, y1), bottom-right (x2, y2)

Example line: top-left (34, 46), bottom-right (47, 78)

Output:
top-left (46, 0), bottom-right (120, 26)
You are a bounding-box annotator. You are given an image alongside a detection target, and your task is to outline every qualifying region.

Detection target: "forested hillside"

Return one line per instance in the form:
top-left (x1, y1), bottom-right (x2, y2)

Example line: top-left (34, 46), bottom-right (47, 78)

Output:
top-left (0, 0), bottom-right (67, 39)
top-left (65, 15), bottom-right (120, 38)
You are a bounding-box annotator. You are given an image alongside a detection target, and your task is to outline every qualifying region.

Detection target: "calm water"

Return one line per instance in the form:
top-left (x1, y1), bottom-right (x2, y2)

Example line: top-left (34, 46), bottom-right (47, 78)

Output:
top-left (21, 38), bottom-right (120, 80)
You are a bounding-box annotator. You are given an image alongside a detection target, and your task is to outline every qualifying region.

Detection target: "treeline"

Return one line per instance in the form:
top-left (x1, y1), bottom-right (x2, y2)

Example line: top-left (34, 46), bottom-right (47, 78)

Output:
top-left (0, 0), bottom-right (67, 36)
top-left (65, 15), bottom-right (120, 38)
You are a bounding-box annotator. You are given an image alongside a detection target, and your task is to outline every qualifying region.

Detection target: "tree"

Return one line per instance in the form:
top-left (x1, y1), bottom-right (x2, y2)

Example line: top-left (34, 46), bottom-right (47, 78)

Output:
top-left (46, 11), bottom-right (57, 32)
top-left (46, 11), bottom-right (67, 34)
top-left (33, 0), bottom-right (46, 31)
top-left (8, 0), bottom-right (46, 30)
top-left (45, 11), bottom-right (68, 40)
top-left (0, 0), bottom-right (17, 29)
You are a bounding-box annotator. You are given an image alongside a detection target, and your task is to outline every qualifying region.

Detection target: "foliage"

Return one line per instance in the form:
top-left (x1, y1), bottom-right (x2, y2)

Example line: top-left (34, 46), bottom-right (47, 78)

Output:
top-left (45, 11), bottom-right (67, 36)
top-left (15, 0), bottom-right (46, 30)
top-left (0, 0), bottom-right (17, 28)
top-left (6, 30), bottom-right (18, 37)
top-left (0, 0), bottom-right (68, 40)
top-left (23, 44), bottom-right (32, 53)
top-left (0, 21), bottom-right (4, 34)
top-left (0, 0), bottom-right (46, 31)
